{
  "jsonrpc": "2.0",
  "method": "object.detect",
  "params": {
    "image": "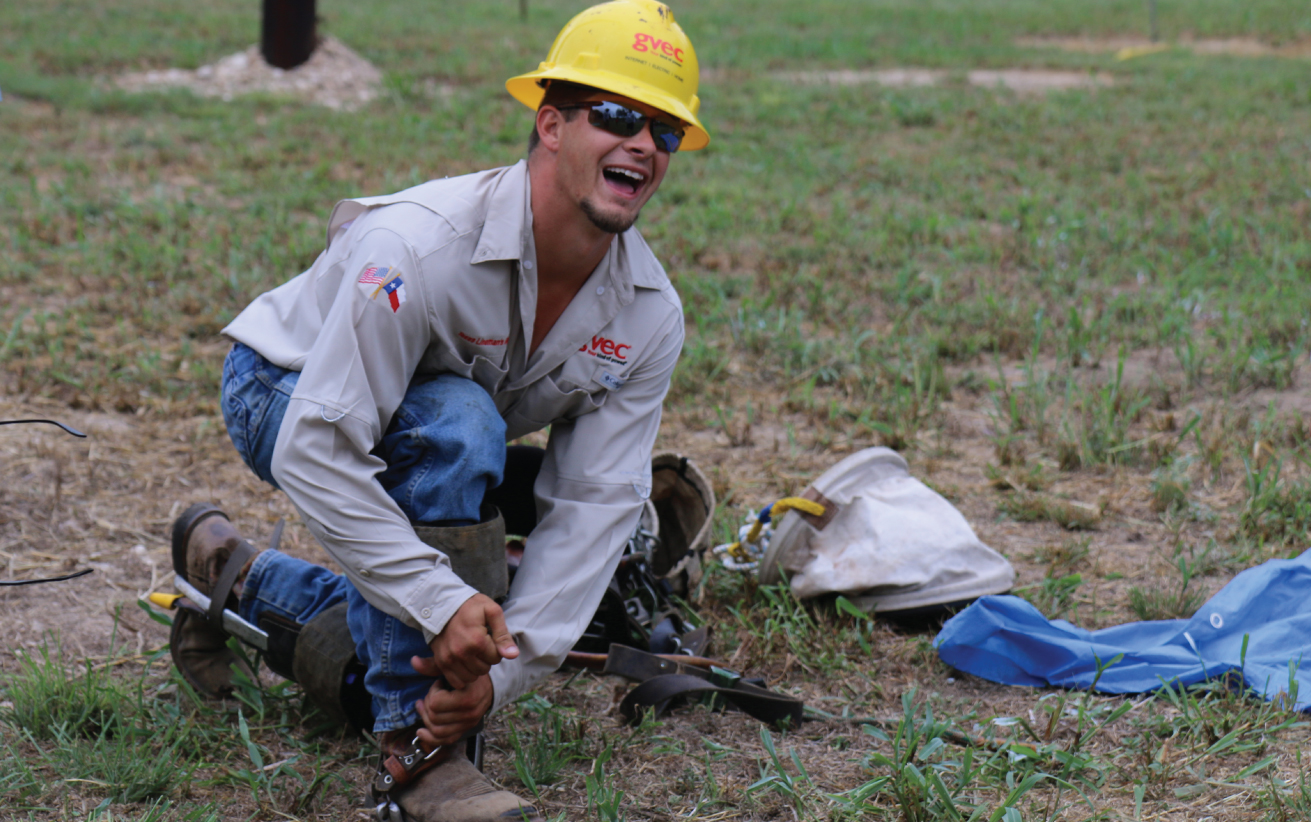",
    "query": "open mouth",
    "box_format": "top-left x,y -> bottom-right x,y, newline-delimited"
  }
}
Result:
602,166 -> 646,197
